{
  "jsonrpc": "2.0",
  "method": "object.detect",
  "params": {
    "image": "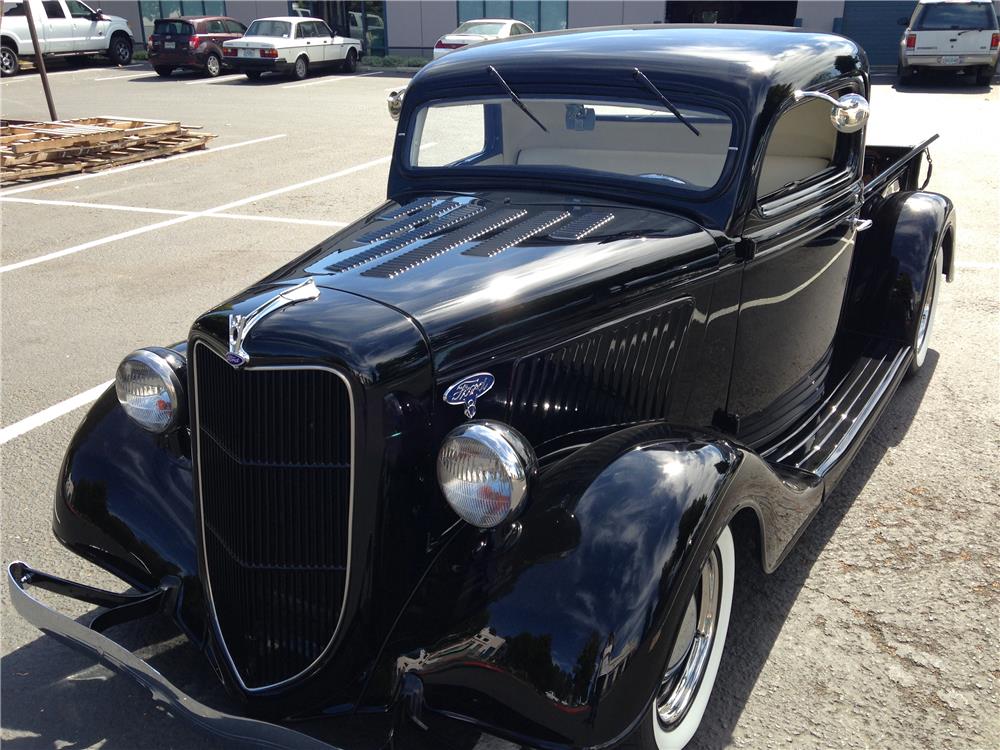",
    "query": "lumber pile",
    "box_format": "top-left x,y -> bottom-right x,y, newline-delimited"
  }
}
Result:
0,117 -> 216,183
